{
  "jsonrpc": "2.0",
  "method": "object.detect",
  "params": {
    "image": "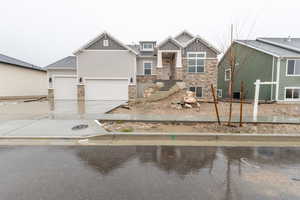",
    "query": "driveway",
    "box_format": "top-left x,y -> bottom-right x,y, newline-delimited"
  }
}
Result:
0,100 -> 126,137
